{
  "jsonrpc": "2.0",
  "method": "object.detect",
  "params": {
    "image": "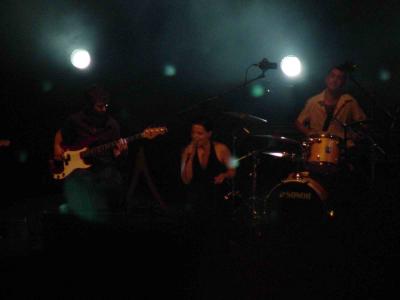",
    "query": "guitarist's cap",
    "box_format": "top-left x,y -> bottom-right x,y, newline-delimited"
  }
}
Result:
85,85 -> 110,106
